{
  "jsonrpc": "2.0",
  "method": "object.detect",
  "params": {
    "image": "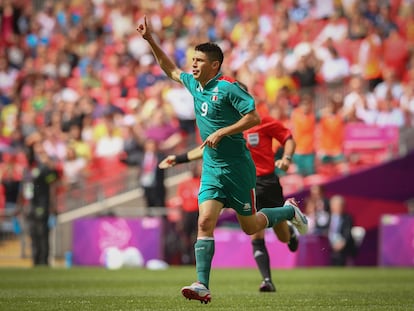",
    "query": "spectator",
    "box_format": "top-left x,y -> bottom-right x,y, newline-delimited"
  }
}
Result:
290,50 -> 321,96
375,4 -> 398,39
290,94 -> 316,176
328,195 -> 356,266
357,22 -> 383,91
304,196 -> 329,235
163,82 -> 197,139
382,29 -> 409,80
35,0 -> 56,40
346,4 -> 369,40
119,115 -> 145,167
0,57 -> 19,96
42,126 -> 67,162
143,108 -> 183,152
94,114 -> 124,158
313,10 -> 348,47
362,0 -> 380,26
400,79 -> 414,126
24,141 -> 59,266
398,3 -> 414,53
306,184 -> 330,235
0,150 -> 25,217
343,76 -> 378,125
319,45 -> 350,89
375,94 -> 406,128
0,94 -> 19,139
140,139 -> 166,209
288,0 -> 310,23
317,94 -> 347,173
67,124 -> 92,162
62,146 -> 87,190
374,67 -> 404,102
264,63 -> 297,105
310,0 -> 337,20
